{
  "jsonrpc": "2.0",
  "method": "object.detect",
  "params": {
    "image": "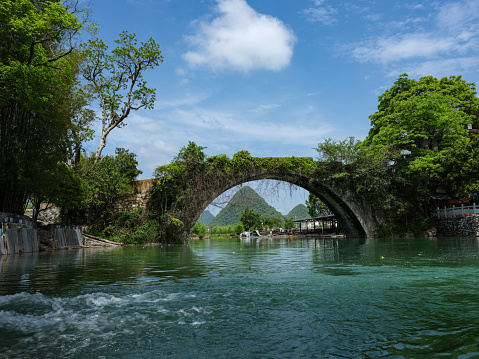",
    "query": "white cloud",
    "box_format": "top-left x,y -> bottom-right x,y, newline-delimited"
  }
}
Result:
352,33 -> 462,63
405,4 -> 424,10
101,101 -> 333,178
170,107 -> 332,144
436,0 -> 479,35
249,103 -> 282,113
156,92 -> 211,109
346,0 -> 479,75
302,0 -> 338,25
387,57 -> 479,79
183,0 -> 296,72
